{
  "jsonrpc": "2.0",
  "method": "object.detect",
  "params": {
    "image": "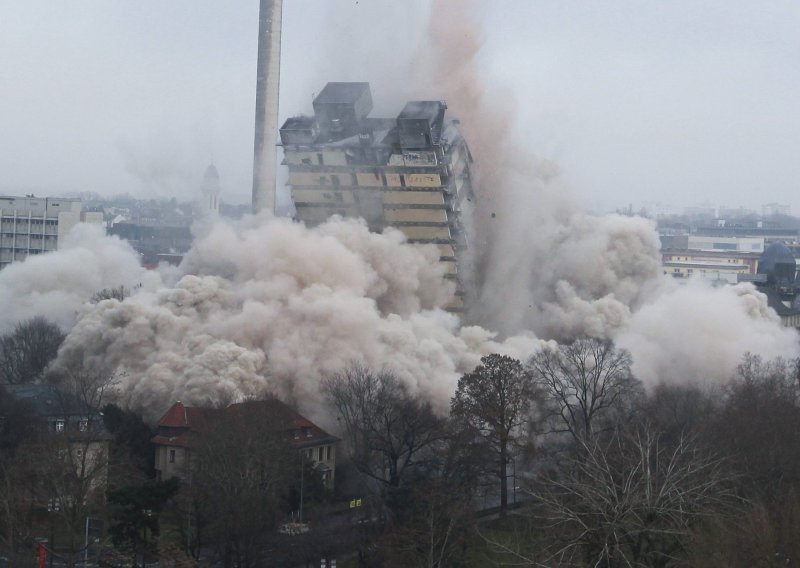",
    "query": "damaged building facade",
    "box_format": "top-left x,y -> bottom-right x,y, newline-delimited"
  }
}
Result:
280,82 -> 474,311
